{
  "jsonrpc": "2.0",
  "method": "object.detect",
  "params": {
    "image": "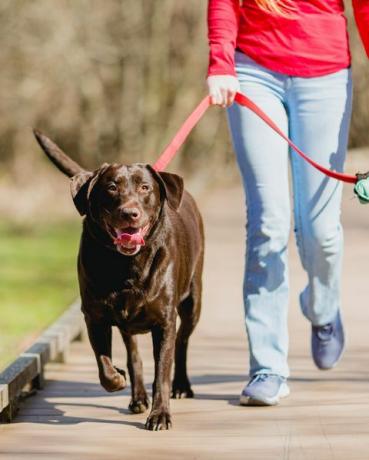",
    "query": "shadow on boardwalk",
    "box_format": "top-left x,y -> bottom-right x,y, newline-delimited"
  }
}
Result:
1,185 -> 369,459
